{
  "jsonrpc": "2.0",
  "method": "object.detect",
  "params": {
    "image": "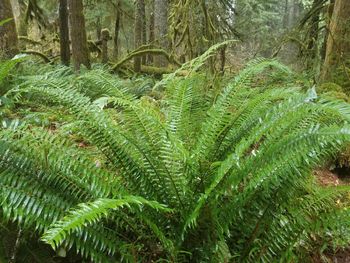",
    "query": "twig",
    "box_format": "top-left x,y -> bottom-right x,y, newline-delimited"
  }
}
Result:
9,228 -> 22,263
